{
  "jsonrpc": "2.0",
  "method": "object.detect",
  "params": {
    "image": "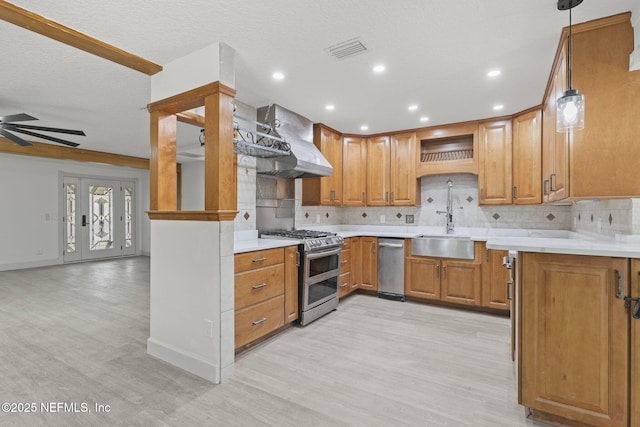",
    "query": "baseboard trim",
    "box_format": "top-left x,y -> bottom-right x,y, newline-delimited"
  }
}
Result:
147,337 -> 220,383
0,258 -> 61,272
